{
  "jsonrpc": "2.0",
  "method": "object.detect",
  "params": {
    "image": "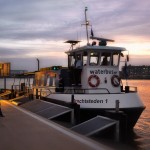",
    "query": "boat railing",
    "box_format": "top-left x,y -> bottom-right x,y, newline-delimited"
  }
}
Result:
38,87 -> 110,97
36,85 -> 138,98
38,87 -> 54,97
64,87 -> 110,94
